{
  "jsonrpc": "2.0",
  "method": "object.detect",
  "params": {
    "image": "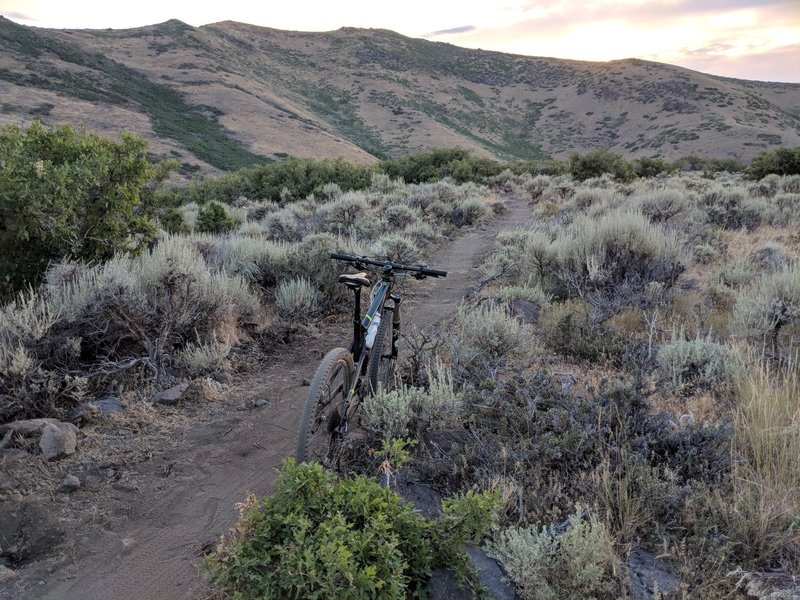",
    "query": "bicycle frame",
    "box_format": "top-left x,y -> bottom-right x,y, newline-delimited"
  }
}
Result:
344,269 -> 402,420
